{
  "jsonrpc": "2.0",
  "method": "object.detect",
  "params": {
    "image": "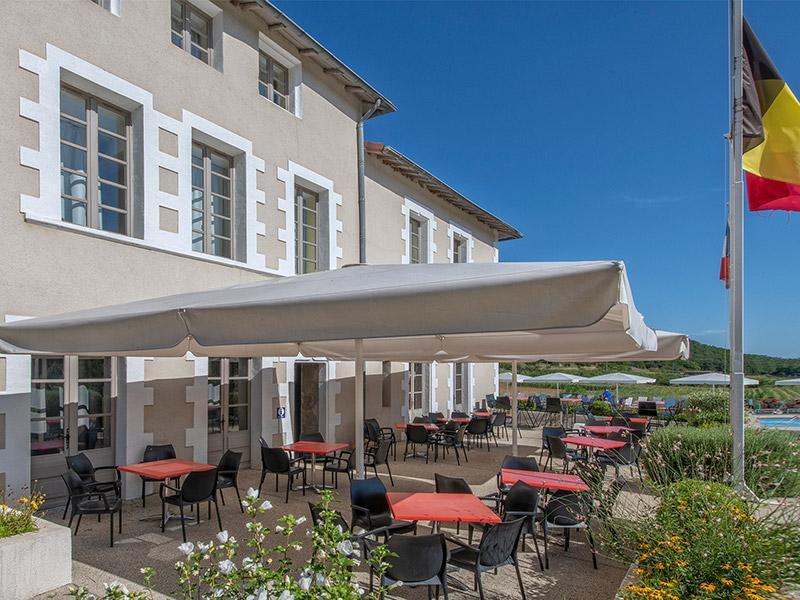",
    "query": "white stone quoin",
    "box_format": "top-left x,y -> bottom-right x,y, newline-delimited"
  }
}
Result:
0,515 -> 71,597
